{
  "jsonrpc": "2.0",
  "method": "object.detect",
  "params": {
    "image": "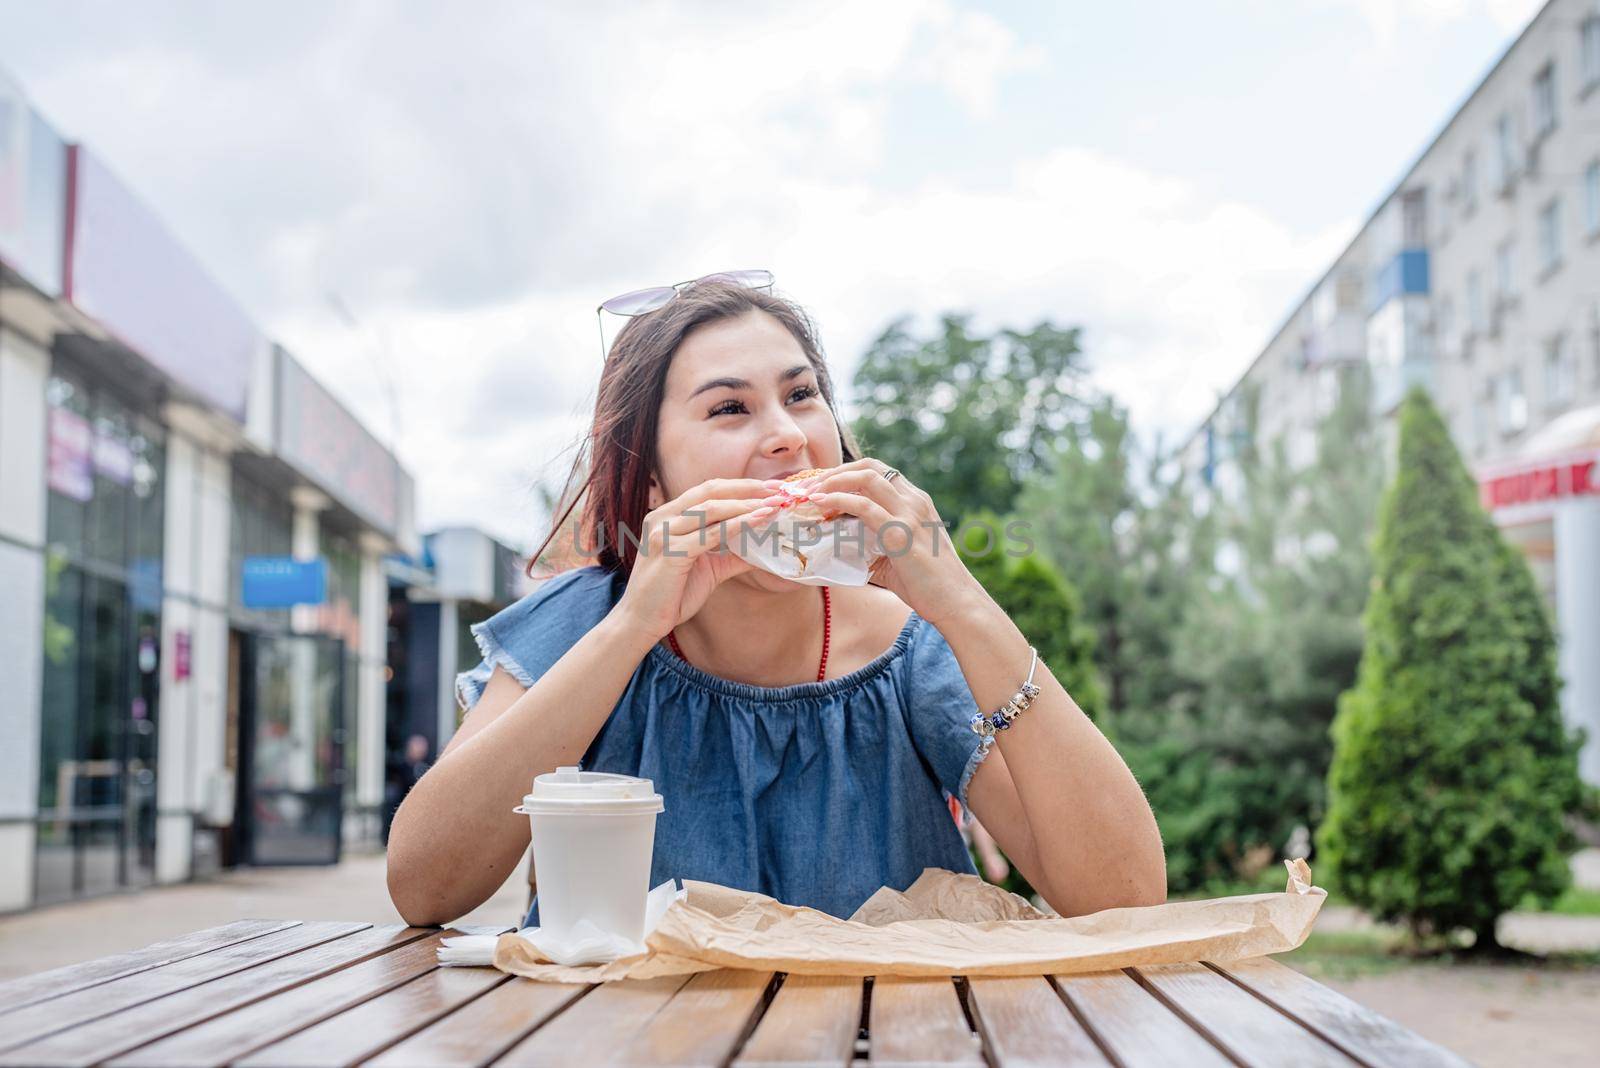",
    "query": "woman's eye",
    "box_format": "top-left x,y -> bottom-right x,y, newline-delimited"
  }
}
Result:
708,386 -> 818,418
